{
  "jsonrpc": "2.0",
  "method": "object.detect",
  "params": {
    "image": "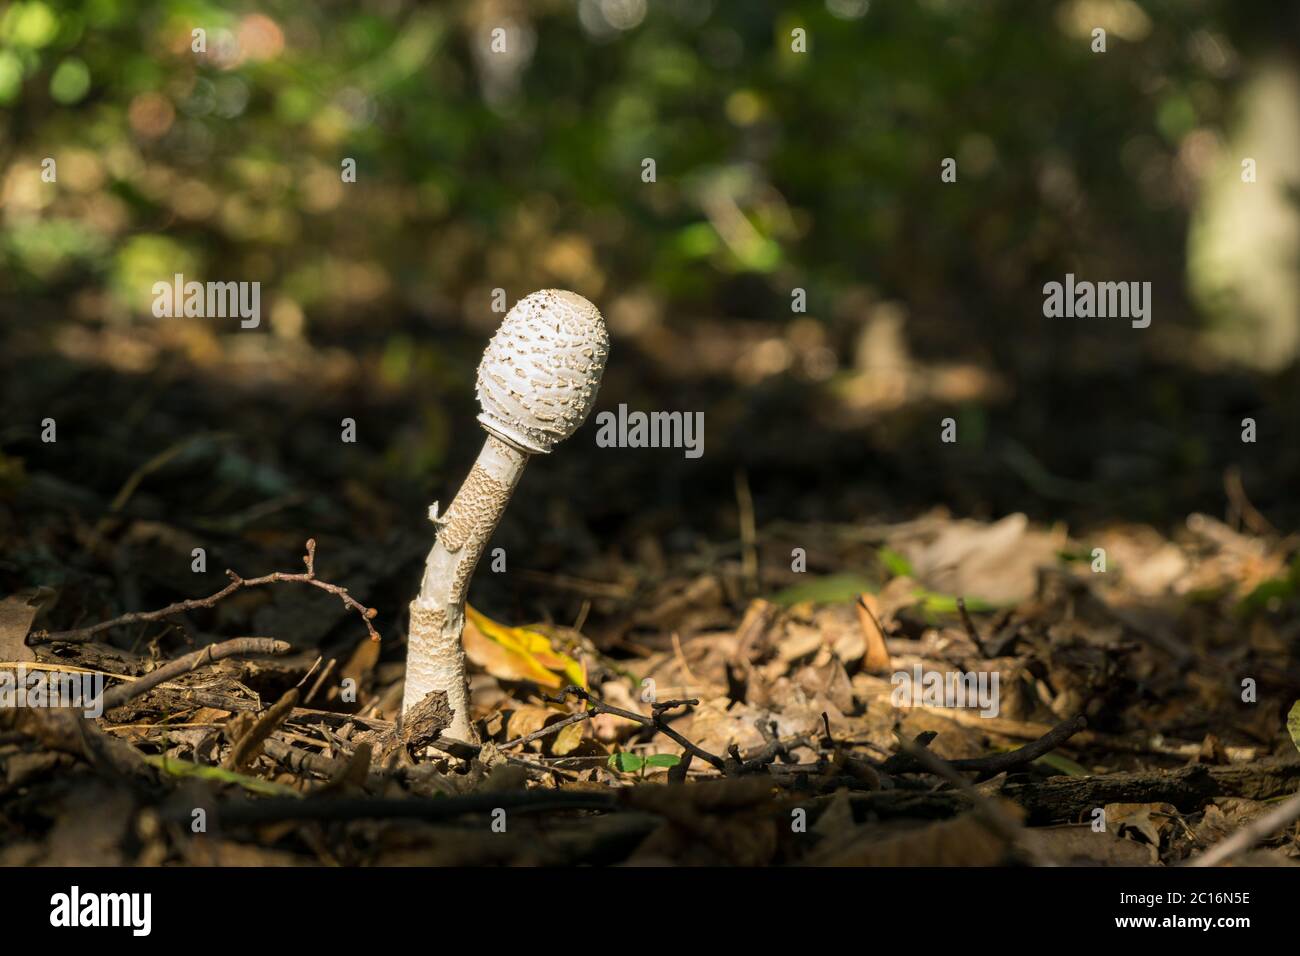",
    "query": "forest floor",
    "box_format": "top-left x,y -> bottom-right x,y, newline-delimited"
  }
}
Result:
1,315 -> 1298,866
